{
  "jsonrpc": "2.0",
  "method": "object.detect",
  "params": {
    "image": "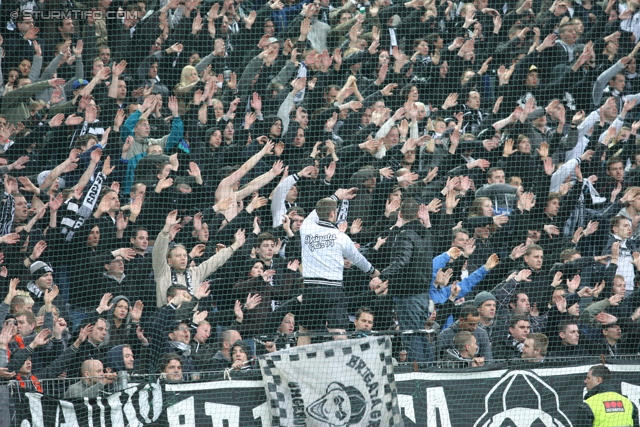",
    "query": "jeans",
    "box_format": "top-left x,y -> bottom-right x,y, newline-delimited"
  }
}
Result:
395,292 -> 434,363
